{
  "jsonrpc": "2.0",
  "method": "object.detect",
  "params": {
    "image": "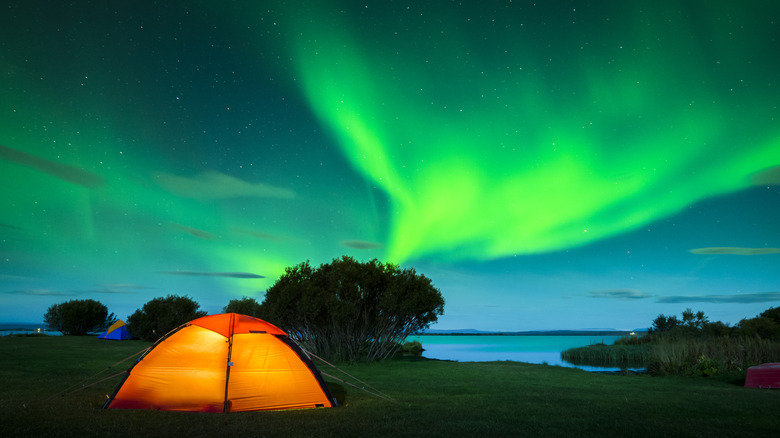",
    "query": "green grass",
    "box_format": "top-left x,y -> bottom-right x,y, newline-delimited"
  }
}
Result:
1,336 -> 779,437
